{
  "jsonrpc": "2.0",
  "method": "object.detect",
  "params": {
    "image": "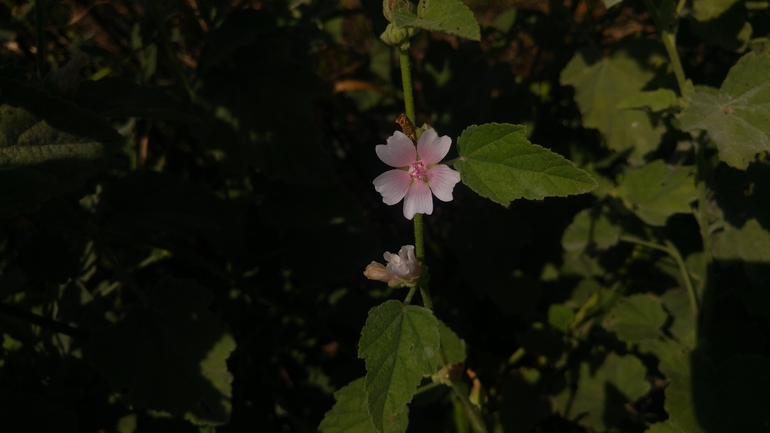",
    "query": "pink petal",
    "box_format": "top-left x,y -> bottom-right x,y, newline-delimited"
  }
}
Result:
427,164 -> 461,202
403,180 -> 433,220
416,128 -> 451,165
373,169 -> 412,205
375,131 -> 417,168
